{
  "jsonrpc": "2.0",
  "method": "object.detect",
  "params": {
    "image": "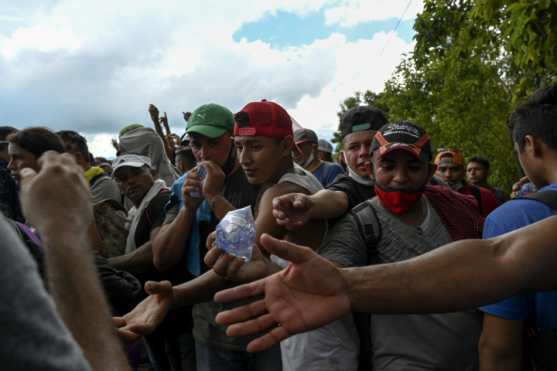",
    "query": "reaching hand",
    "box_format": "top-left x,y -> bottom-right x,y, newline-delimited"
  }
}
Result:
20,151 -> 93,236
272,193 -> 314,230
148,104 -> 160,124
204,232 -> 271,283
214,234 -> 351,352
113,280 -> 173,342
511,176 -> 531,198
